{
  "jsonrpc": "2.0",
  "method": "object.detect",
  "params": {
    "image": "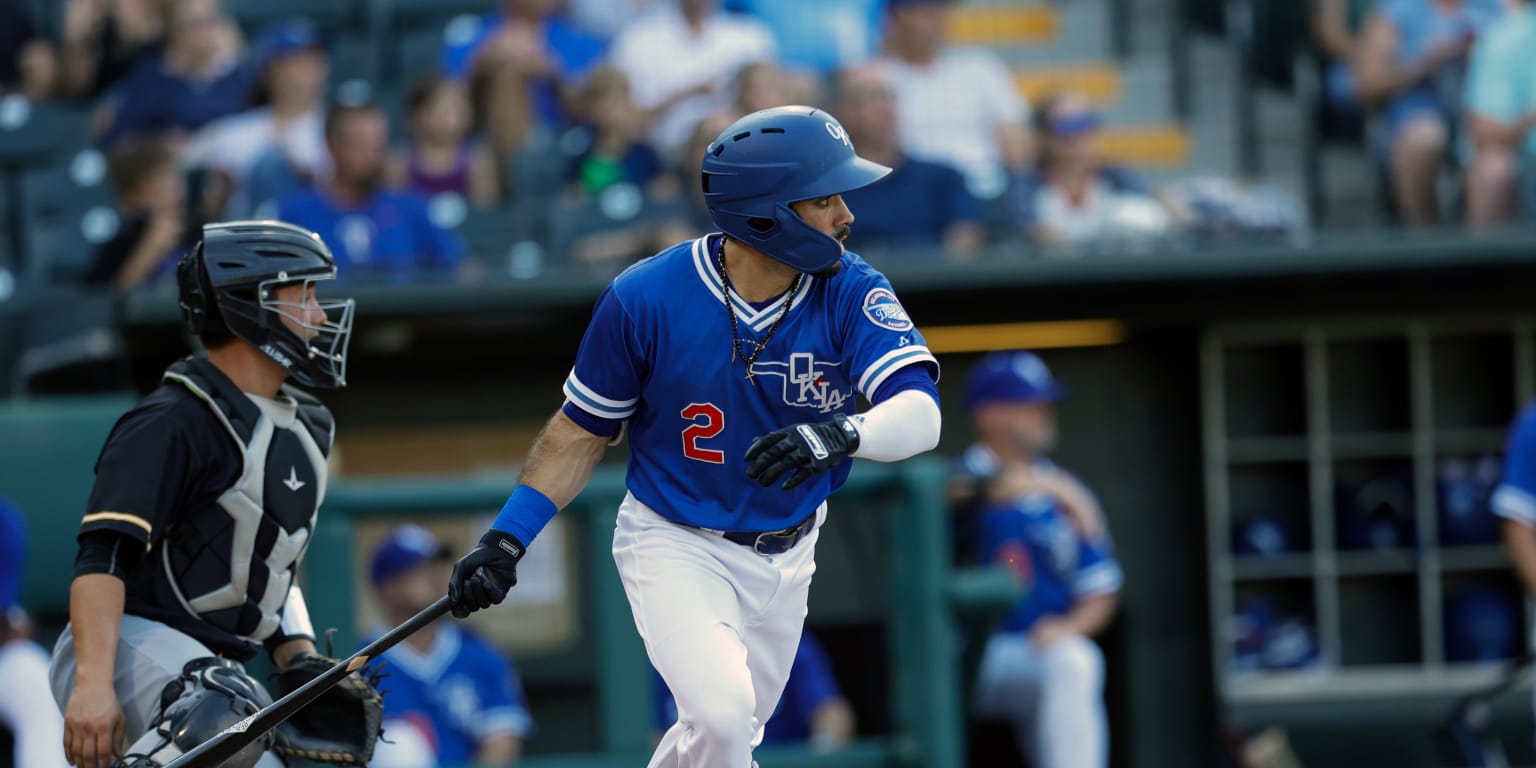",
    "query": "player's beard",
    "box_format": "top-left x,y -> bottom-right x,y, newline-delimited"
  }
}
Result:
812,225 -> 854,279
